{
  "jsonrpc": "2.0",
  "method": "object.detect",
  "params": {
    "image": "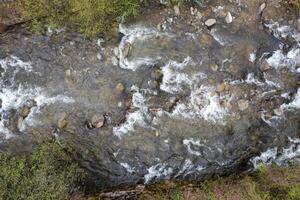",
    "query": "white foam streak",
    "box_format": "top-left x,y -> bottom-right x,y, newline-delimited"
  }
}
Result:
113,86 -> 150,137
172,86 -> 227,123
251,137 -> 300,168
281,88 -> 300,109
144,163 -> 173,183
118,25 -> 166,71
267,48 -> 300,72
